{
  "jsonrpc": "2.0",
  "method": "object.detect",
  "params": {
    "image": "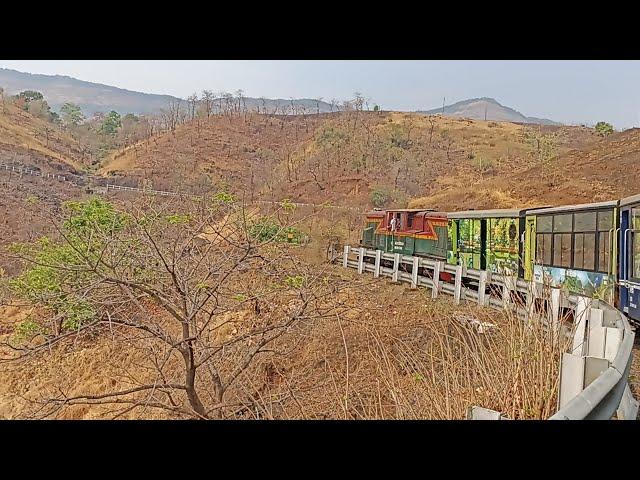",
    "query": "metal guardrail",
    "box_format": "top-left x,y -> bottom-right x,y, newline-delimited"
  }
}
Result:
550,300 -> 637,420
105,184 -> 183,197
3,163 -> 361,212
342,245 -> 638,420
0,163 -> 68,182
